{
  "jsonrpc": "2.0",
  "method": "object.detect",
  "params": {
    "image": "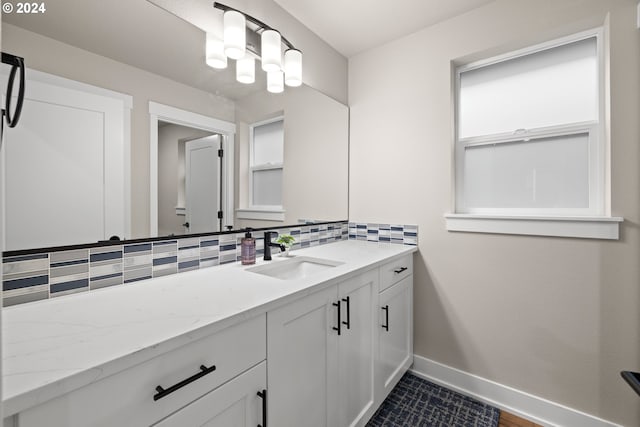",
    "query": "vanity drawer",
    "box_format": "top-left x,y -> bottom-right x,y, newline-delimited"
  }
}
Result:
379,254 -> 413,292
18,314 -> 266,427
